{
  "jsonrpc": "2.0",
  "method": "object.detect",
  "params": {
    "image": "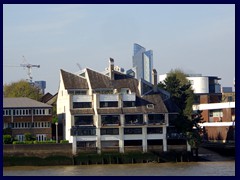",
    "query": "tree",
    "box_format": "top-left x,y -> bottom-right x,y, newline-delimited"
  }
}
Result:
158,69 -> 194,118
187,110 -> 205,159
158,69 -> 204,158
4,80 -> 43,100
